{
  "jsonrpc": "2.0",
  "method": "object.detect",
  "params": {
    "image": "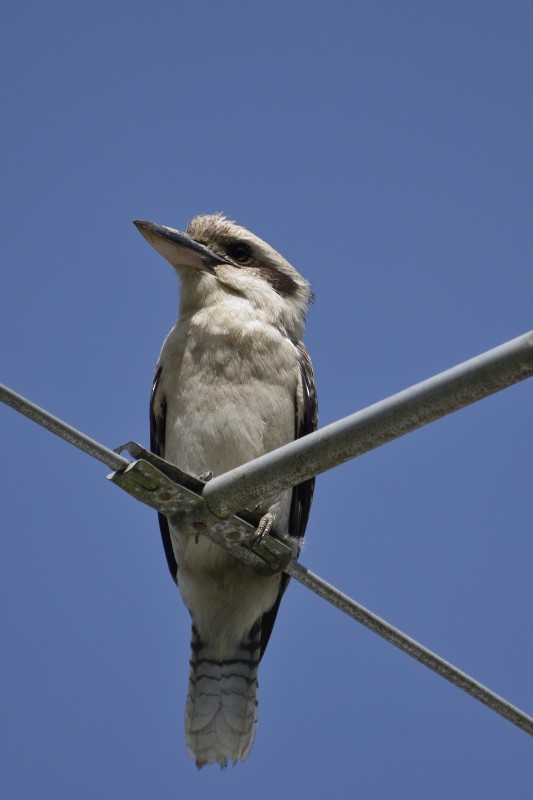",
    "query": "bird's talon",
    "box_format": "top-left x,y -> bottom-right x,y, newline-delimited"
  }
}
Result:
199,470 -> 213,482
251,513 -> 274,548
